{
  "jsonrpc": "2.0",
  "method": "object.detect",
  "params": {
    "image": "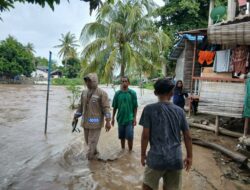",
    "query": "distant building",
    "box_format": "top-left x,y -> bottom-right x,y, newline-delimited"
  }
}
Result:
51,70 -> 62,78
31,66 -> 48,78
31,66 -> 62,79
